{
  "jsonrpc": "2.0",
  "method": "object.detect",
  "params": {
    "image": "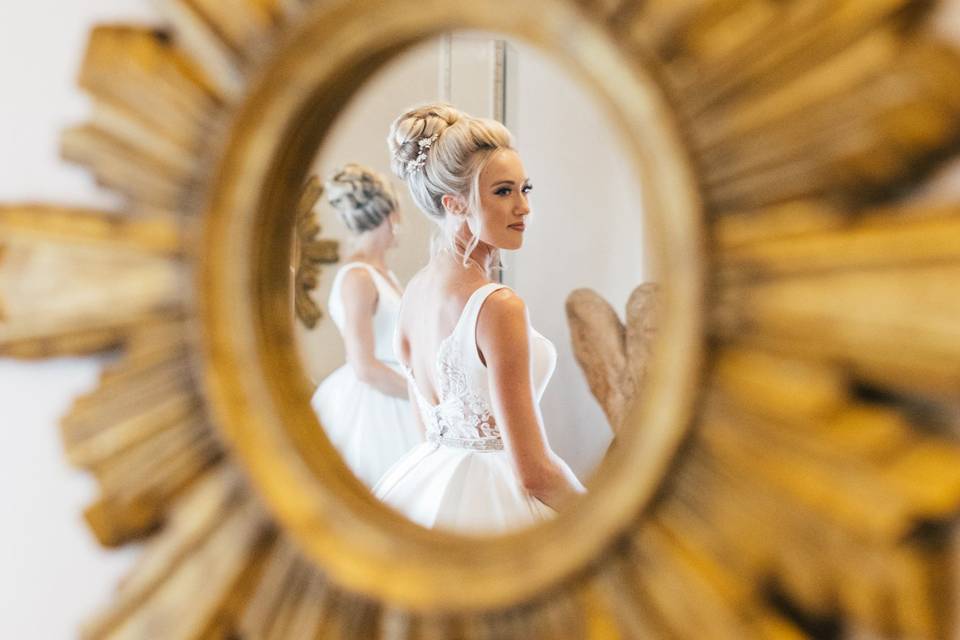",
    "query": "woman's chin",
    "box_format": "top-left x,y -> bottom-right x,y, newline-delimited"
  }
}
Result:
497,236 -> 524,251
